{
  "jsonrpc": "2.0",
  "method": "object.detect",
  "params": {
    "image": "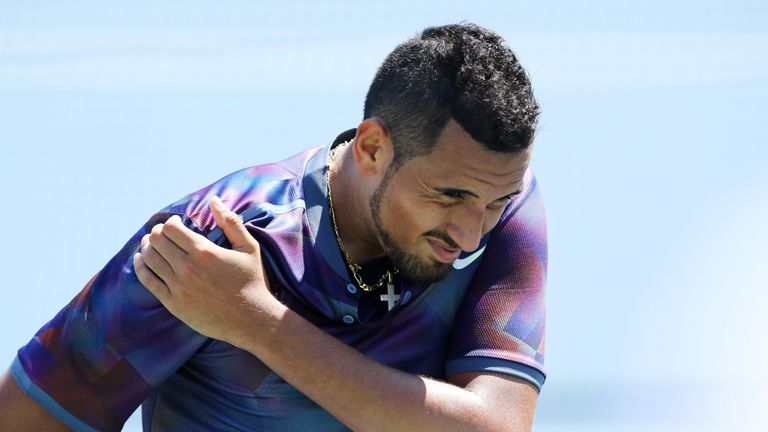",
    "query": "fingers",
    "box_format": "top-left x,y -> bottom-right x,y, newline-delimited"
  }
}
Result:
147,223 -> 188,274
210,196 -> 256,253
140,232 -> 175,283
133,252 -> 170,300
159,215 -> 207,254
